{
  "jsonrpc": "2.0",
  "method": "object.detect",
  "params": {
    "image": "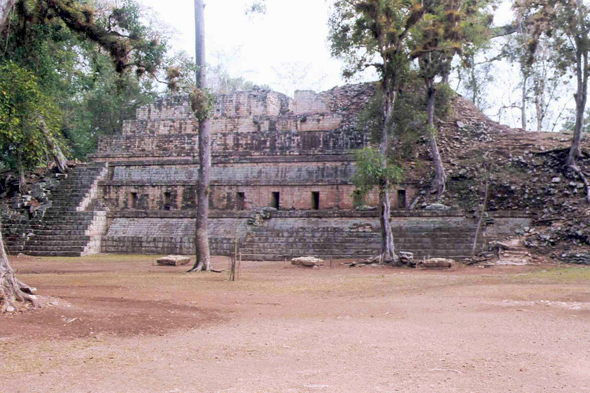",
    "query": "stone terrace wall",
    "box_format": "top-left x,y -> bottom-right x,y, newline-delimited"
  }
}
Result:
94,84 -> 374,160
101,211 -> 531,259
96,129 -> 365,159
